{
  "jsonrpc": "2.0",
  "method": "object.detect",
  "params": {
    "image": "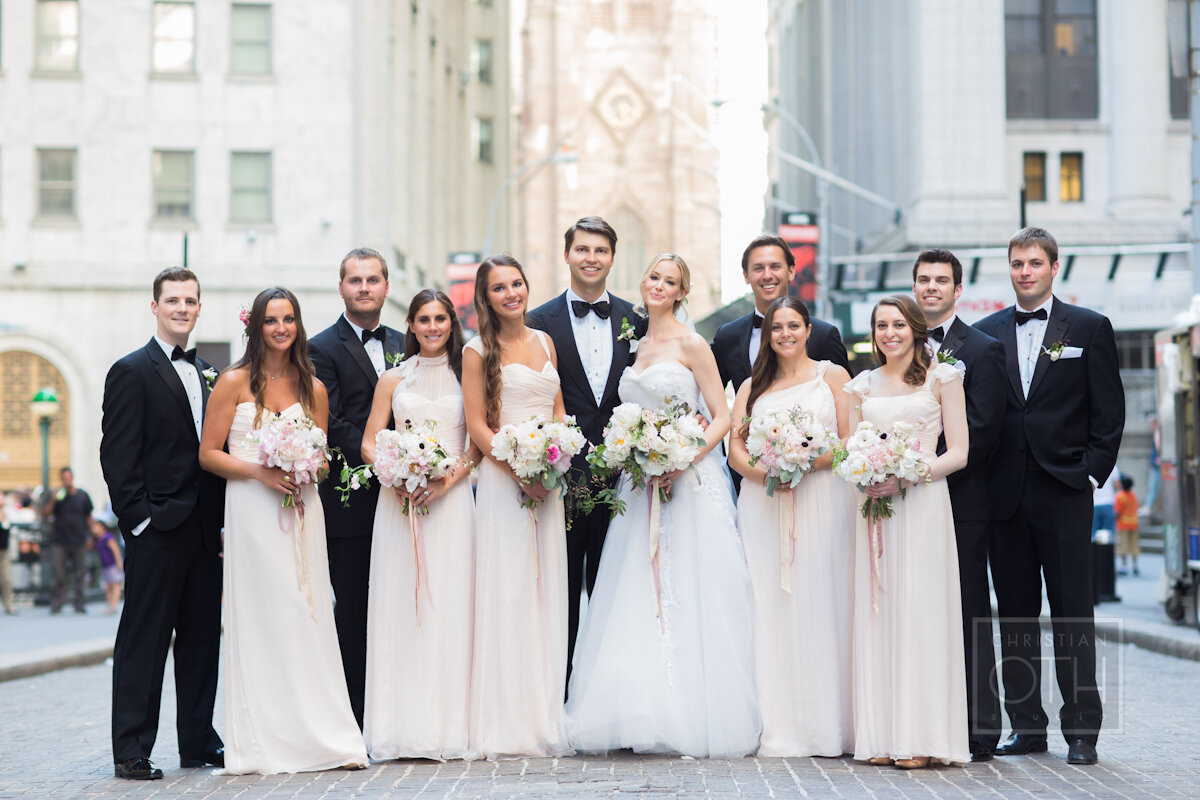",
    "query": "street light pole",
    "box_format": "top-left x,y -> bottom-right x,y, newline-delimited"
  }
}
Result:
30,388 -> 59,496
482,150 -> 579,257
